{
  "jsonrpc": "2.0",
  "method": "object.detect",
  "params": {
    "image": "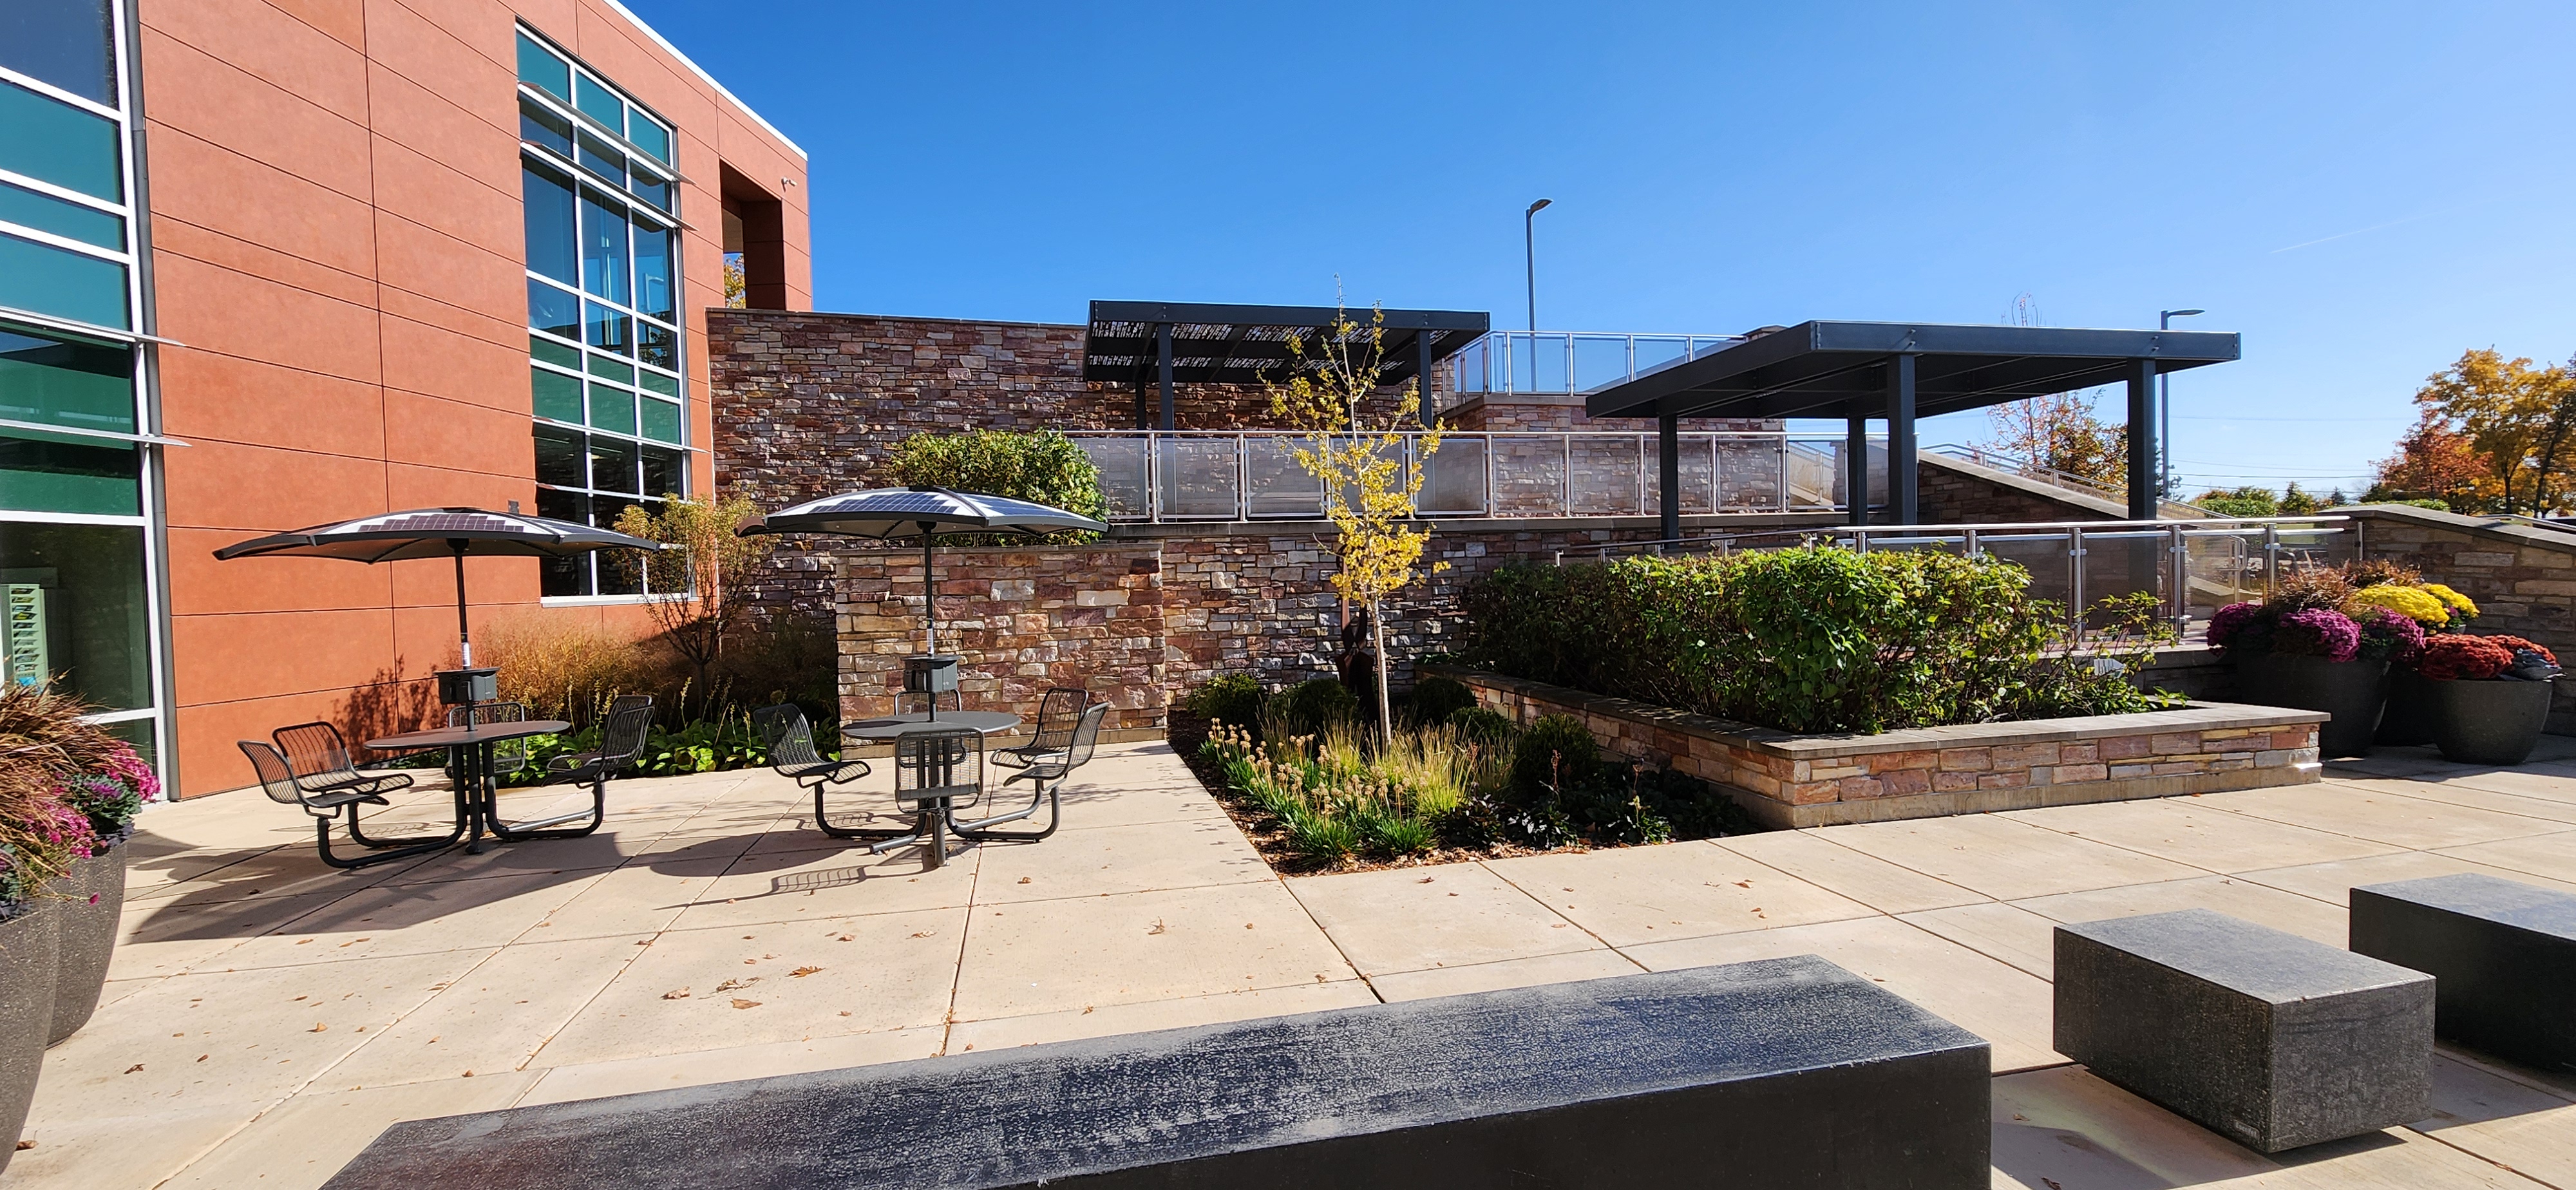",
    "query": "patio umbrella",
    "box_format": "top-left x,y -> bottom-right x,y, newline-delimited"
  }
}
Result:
214,506 -> 665,666
734,486 -> 1106,657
